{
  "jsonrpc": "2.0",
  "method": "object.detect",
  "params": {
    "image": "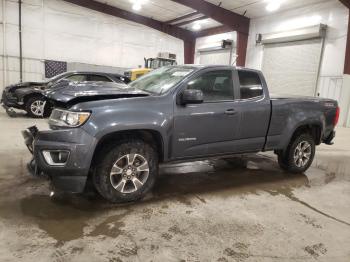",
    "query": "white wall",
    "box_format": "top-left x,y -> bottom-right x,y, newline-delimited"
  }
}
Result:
0,0 -> 184,90
246,0 -> 350,126
194,31 -> 237,65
